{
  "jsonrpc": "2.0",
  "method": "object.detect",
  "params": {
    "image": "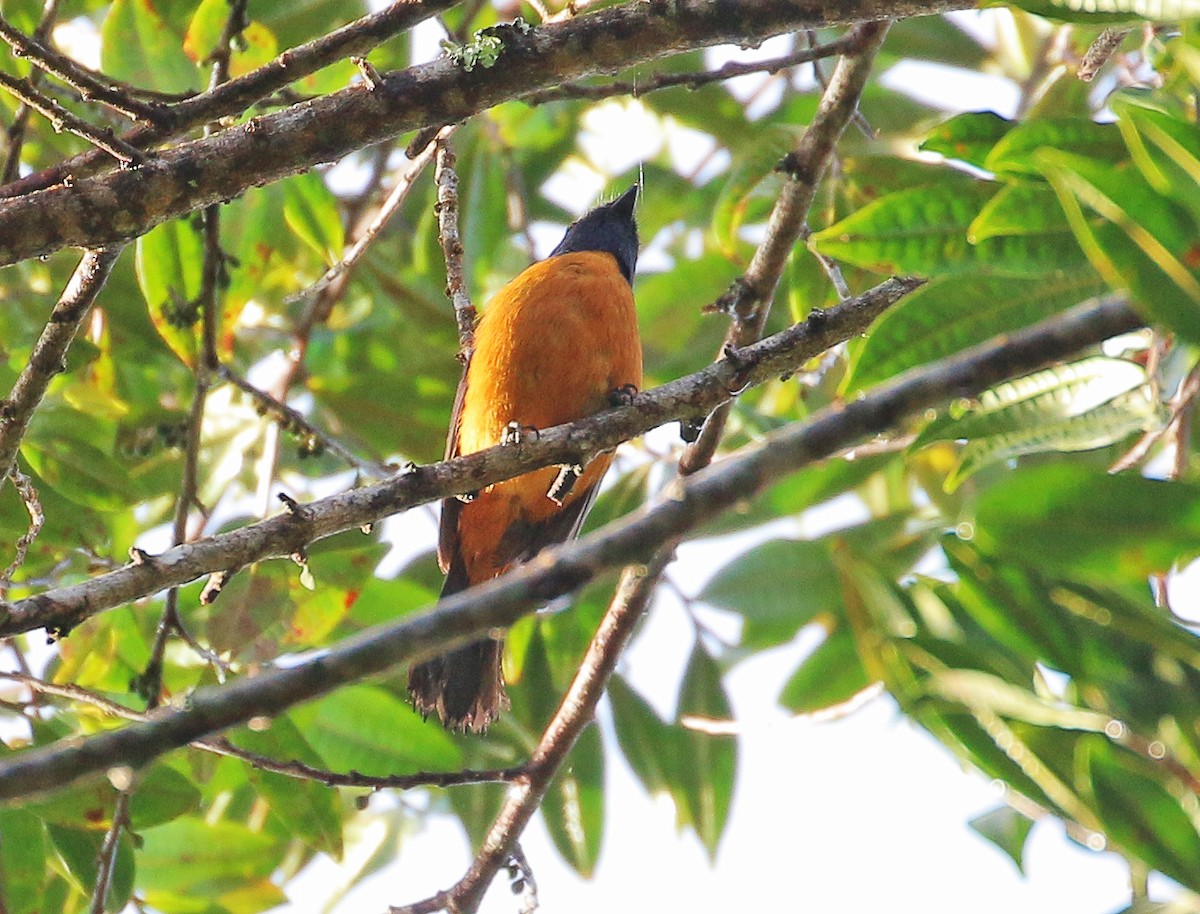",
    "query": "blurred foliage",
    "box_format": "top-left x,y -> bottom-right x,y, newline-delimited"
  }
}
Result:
1,1 -> 1200,912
